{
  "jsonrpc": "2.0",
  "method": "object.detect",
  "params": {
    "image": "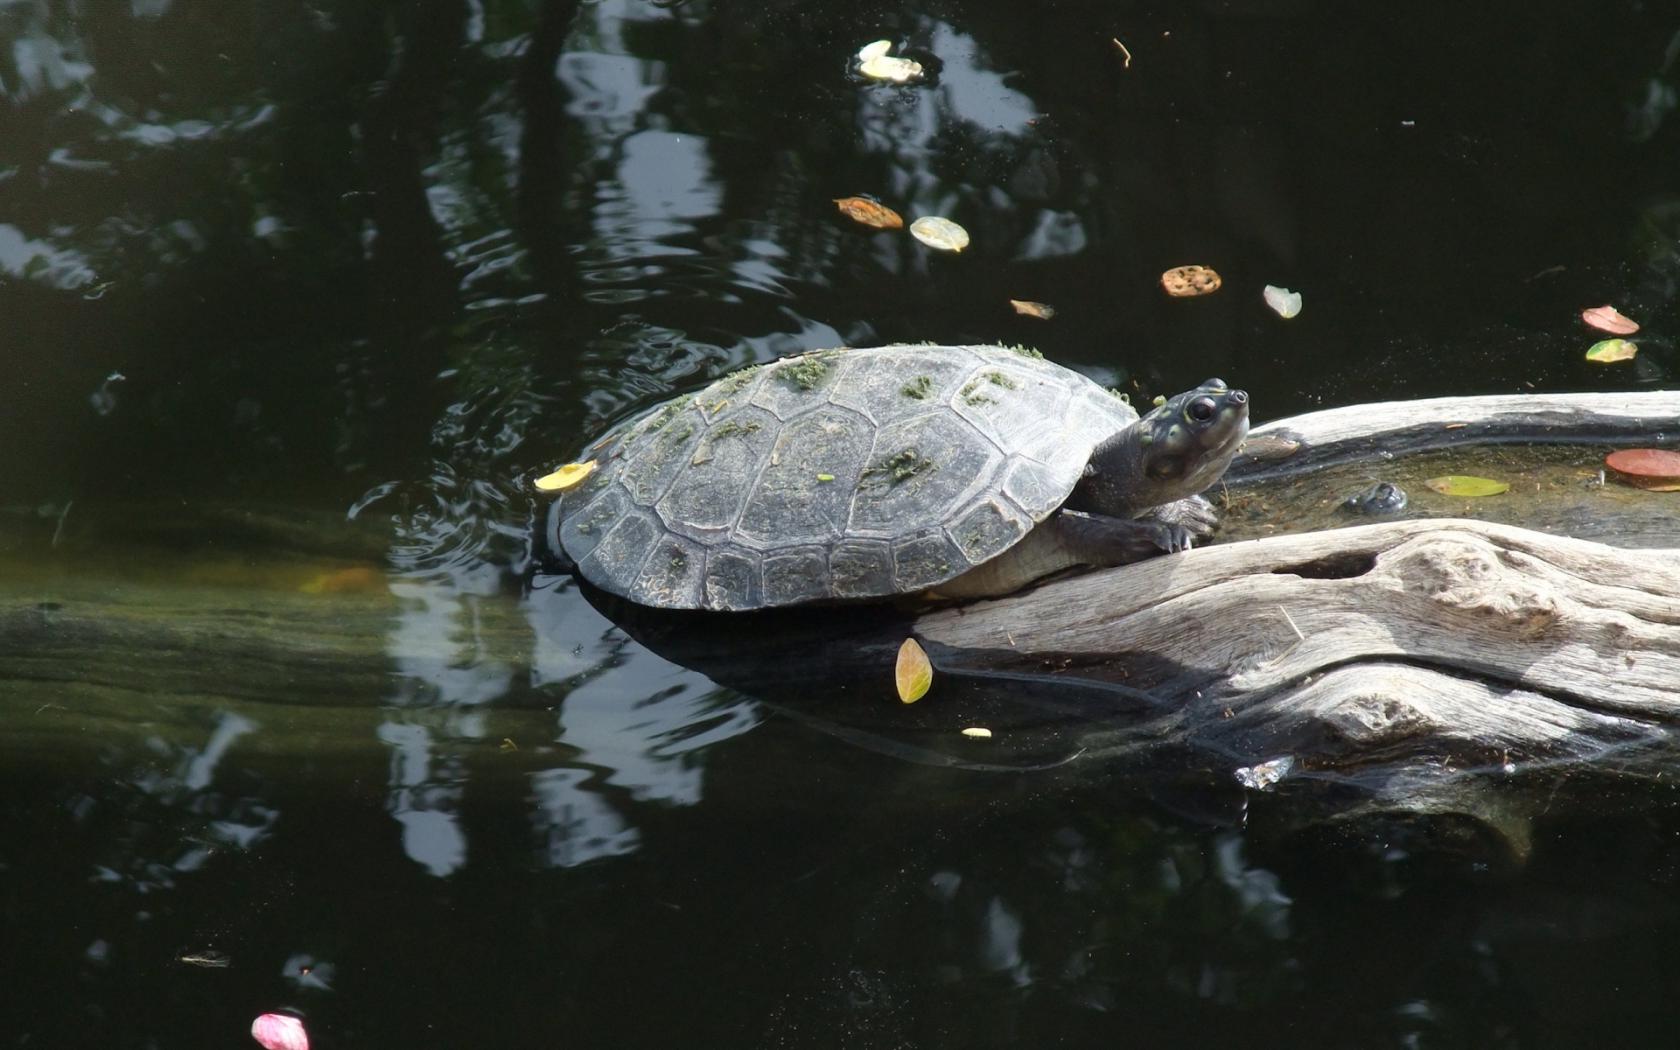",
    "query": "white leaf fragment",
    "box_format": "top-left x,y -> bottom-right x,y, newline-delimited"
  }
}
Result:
909,215 -> 969,252
1234,755 -> 1295,791
857,40 -> 893,63
859,54 -> 924,84
1262,285 -> 1302,319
